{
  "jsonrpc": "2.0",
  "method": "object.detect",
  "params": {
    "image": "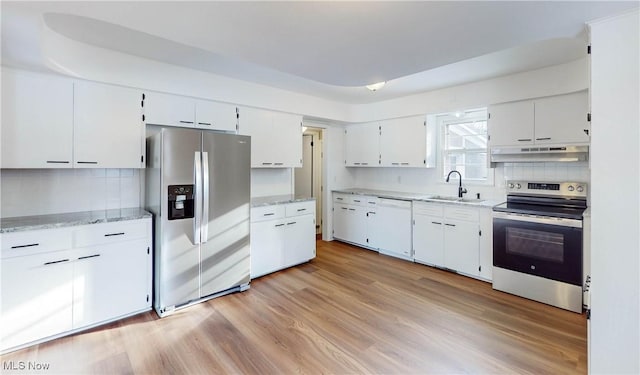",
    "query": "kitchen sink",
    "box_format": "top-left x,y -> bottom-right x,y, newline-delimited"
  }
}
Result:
427,195 -> 485,203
